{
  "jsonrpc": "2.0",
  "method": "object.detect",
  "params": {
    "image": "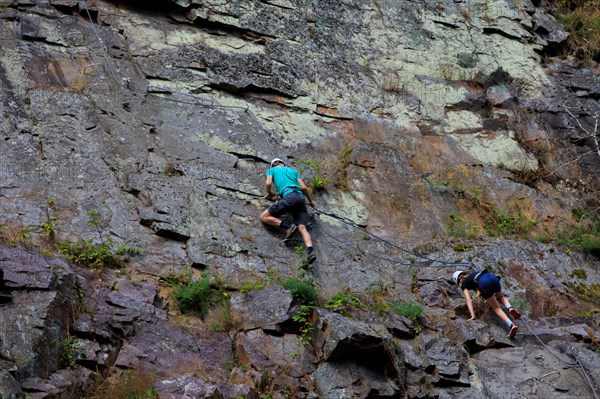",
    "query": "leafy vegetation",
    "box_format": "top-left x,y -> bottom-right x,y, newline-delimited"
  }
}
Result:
291,304 -> 316,345
295,148 -> 355,192
59,337 -> 82,369
446,213 -> 479,239
297,158 -> 329,191
570,268 -> 588,279
483,204 -> 535,238
435,176 -> 600,255
436,177 -> 535,239
58,238 -> 121,269
566,282 -> 600,304
170,273 -> 223,318
58,209 -> 141,270
366,280 -> 391,313
555,208 -> 600,255
390,300 -> 423,321
1,201 -> 142,269
159,268 -> 191,287
323,287 -> 365,316
235,277 -> 267,294
280,252 -> 320,344
294,245 -> 315,271
283,277 -> 318,305
509,297 -> 530,316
